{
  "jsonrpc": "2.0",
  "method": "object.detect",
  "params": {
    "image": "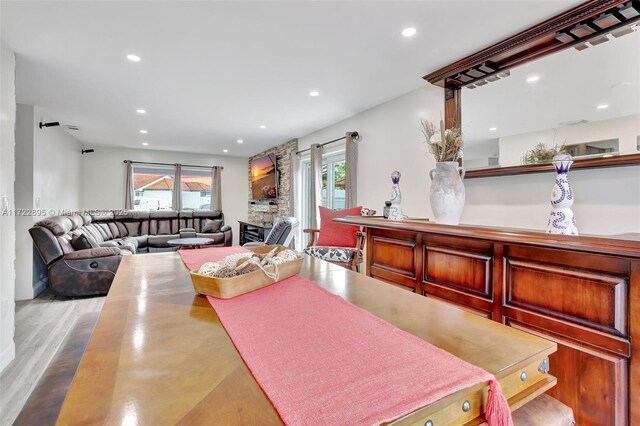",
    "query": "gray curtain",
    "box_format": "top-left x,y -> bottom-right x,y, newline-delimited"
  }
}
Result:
345,132 -> 358,208
172,164 -> 182,211
124,161 -> 134,210
211,166 -> 222,211
310,143 -> 323,228
289,152 -> 300,217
